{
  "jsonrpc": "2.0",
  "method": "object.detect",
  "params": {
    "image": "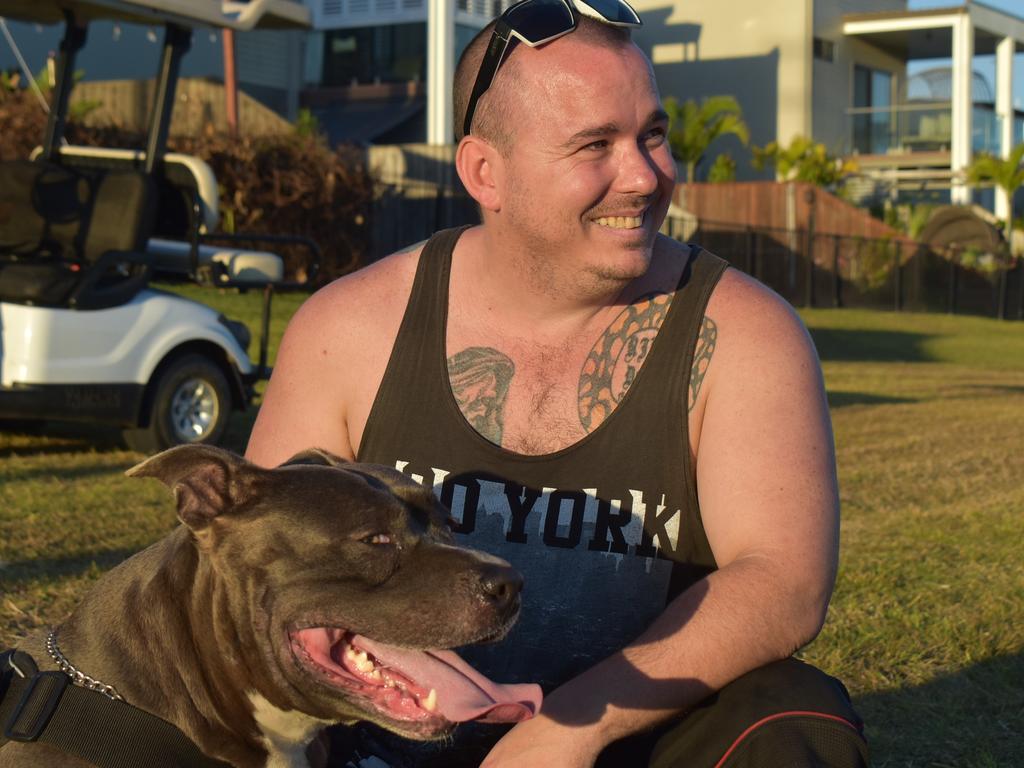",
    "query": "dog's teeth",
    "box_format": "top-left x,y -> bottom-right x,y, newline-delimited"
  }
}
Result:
422,689 -> 437,712
369,669 -> 383,681
344,647 -> 358,661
